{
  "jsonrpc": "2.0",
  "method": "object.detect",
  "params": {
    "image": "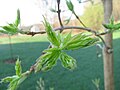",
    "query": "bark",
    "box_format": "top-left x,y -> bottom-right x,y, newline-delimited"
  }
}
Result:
102,0 -> 114,90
